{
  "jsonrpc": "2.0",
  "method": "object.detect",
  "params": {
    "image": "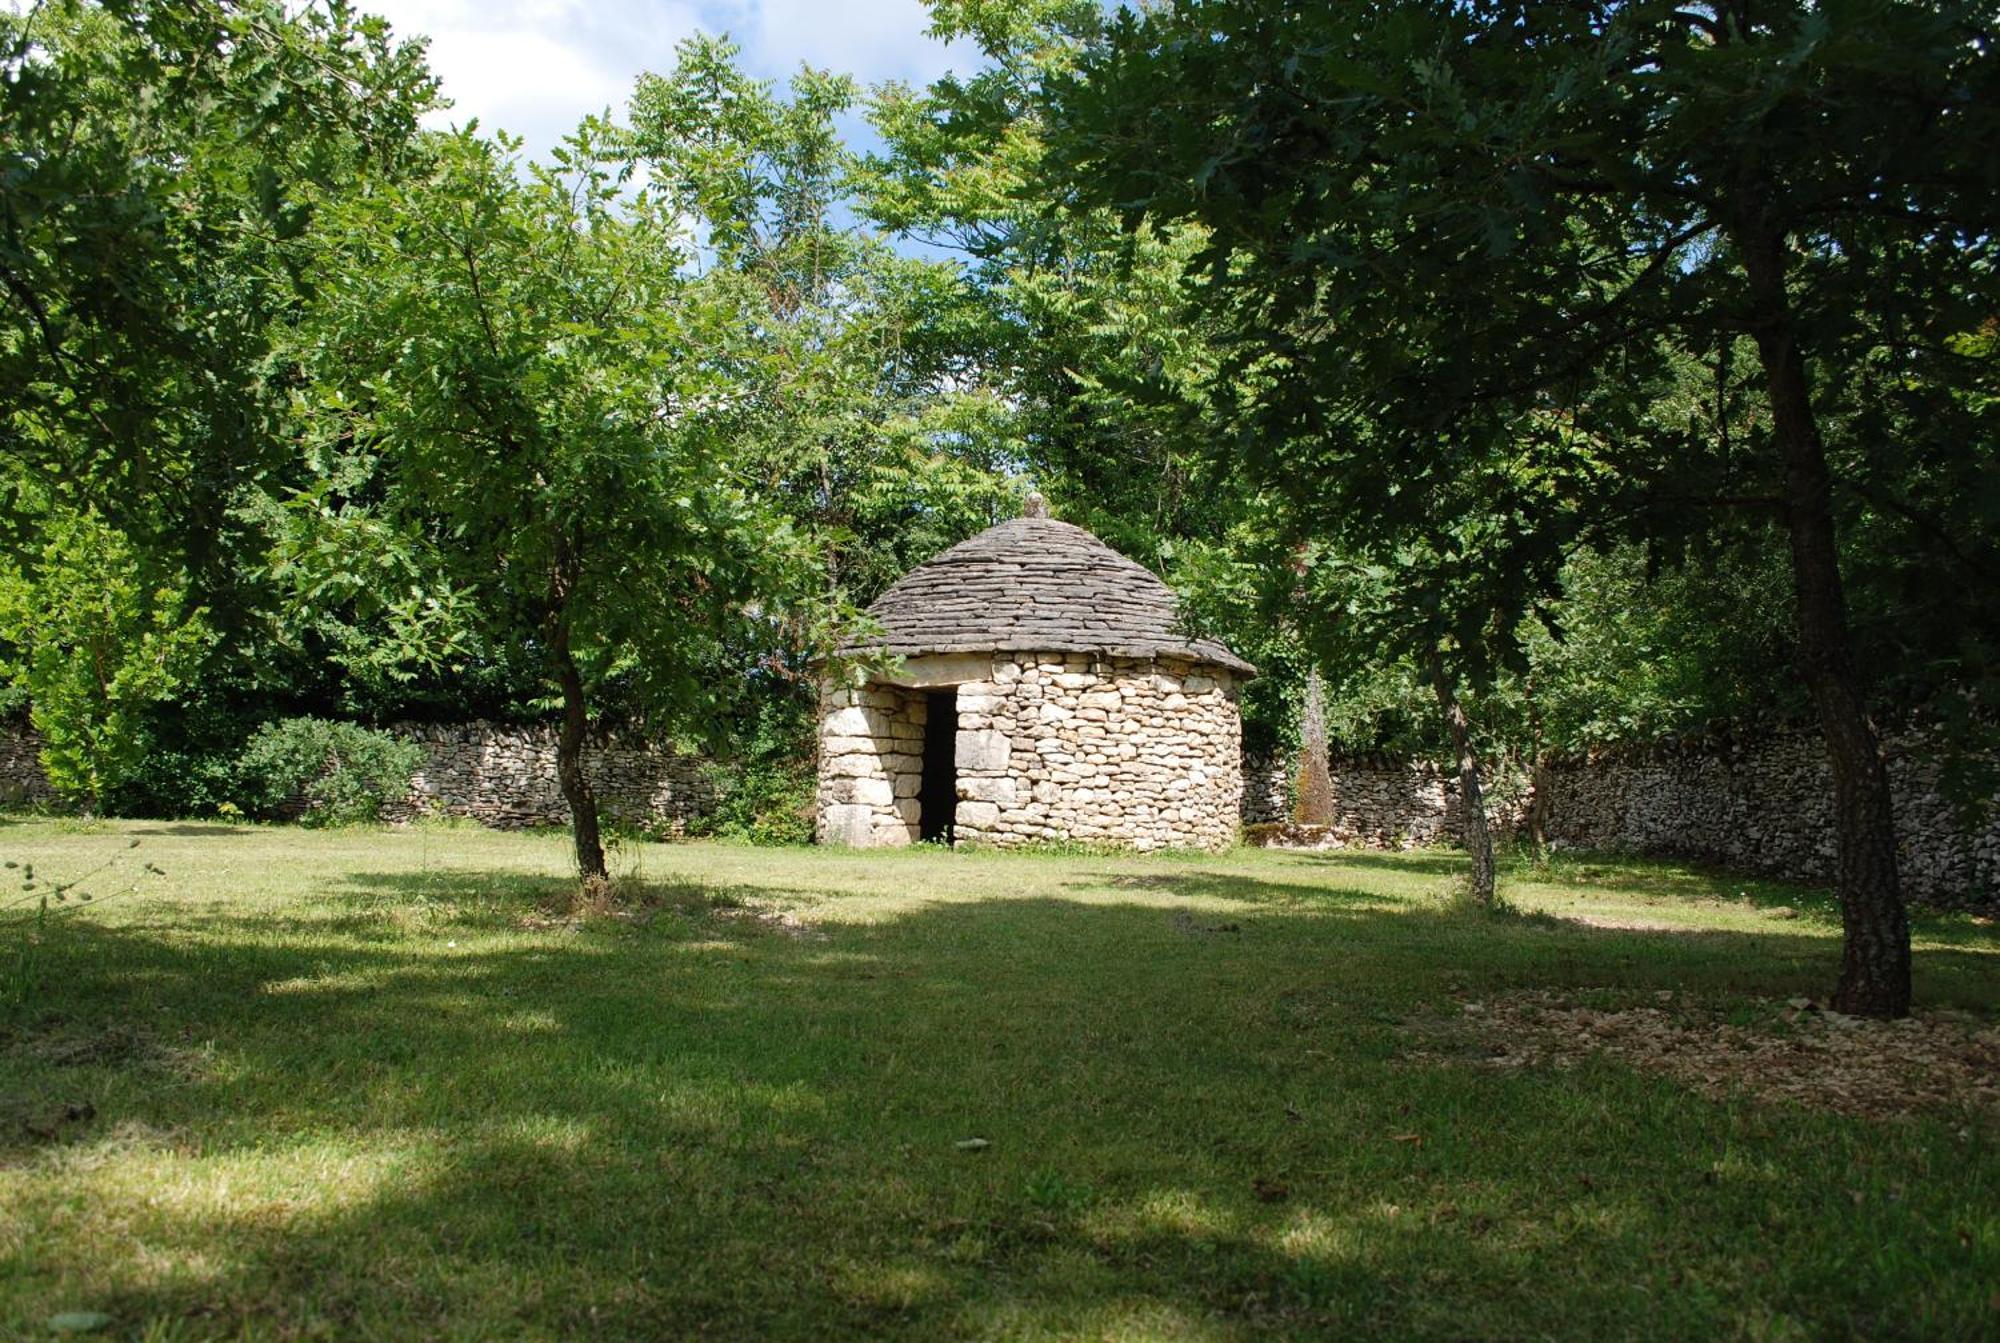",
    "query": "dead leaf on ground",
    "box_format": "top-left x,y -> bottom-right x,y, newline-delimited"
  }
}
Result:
1408,991 -> 2000,1124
